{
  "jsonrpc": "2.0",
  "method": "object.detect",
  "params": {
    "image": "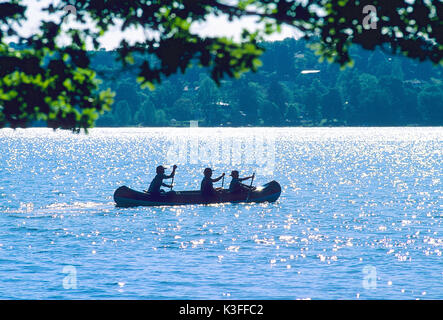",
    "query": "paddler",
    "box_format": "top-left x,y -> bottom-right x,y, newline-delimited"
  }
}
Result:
147,165 -> 177,196
228,170 -> 255,193
200,168 -> 225,197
